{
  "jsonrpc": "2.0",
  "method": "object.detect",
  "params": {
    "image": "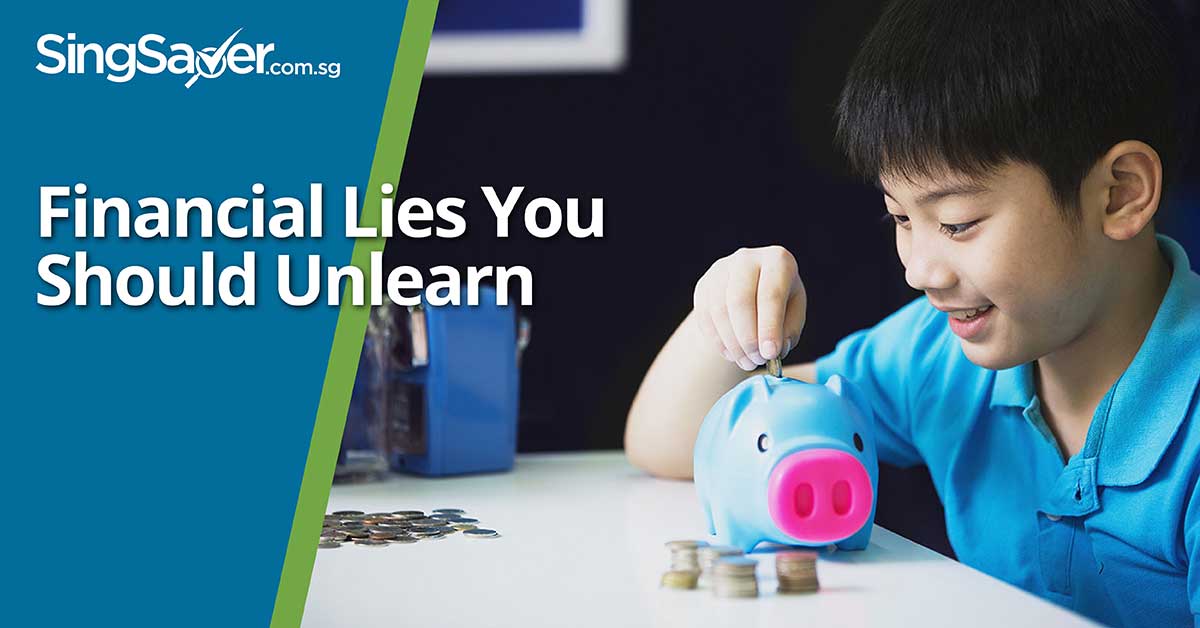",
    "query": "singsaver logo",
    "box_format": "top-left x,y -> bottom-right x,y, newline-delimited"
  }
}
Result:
35,30 -> 276,88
